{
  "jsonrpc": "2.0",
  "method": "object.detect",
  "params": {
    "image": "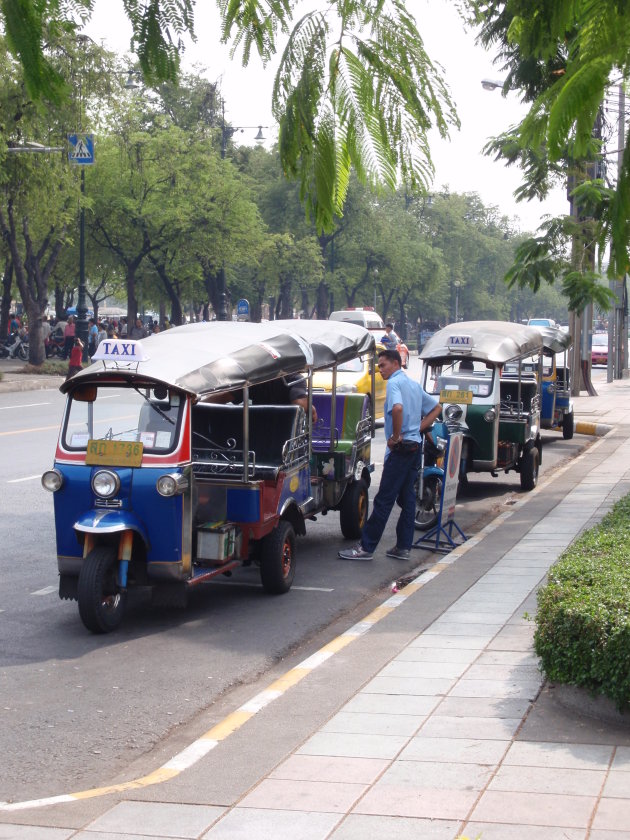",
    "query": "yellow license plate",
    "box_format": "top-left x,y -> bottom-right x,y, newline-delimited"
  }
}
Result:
85,439 -> 144,467
440,389 -> 474,405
